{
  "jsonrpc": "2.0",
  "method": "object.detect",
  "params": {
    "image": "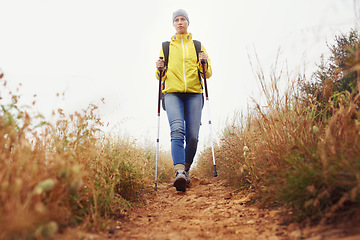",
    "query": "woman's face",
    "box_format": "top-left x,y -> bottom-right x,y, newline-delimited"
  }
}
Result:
173,16 -> 188,34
